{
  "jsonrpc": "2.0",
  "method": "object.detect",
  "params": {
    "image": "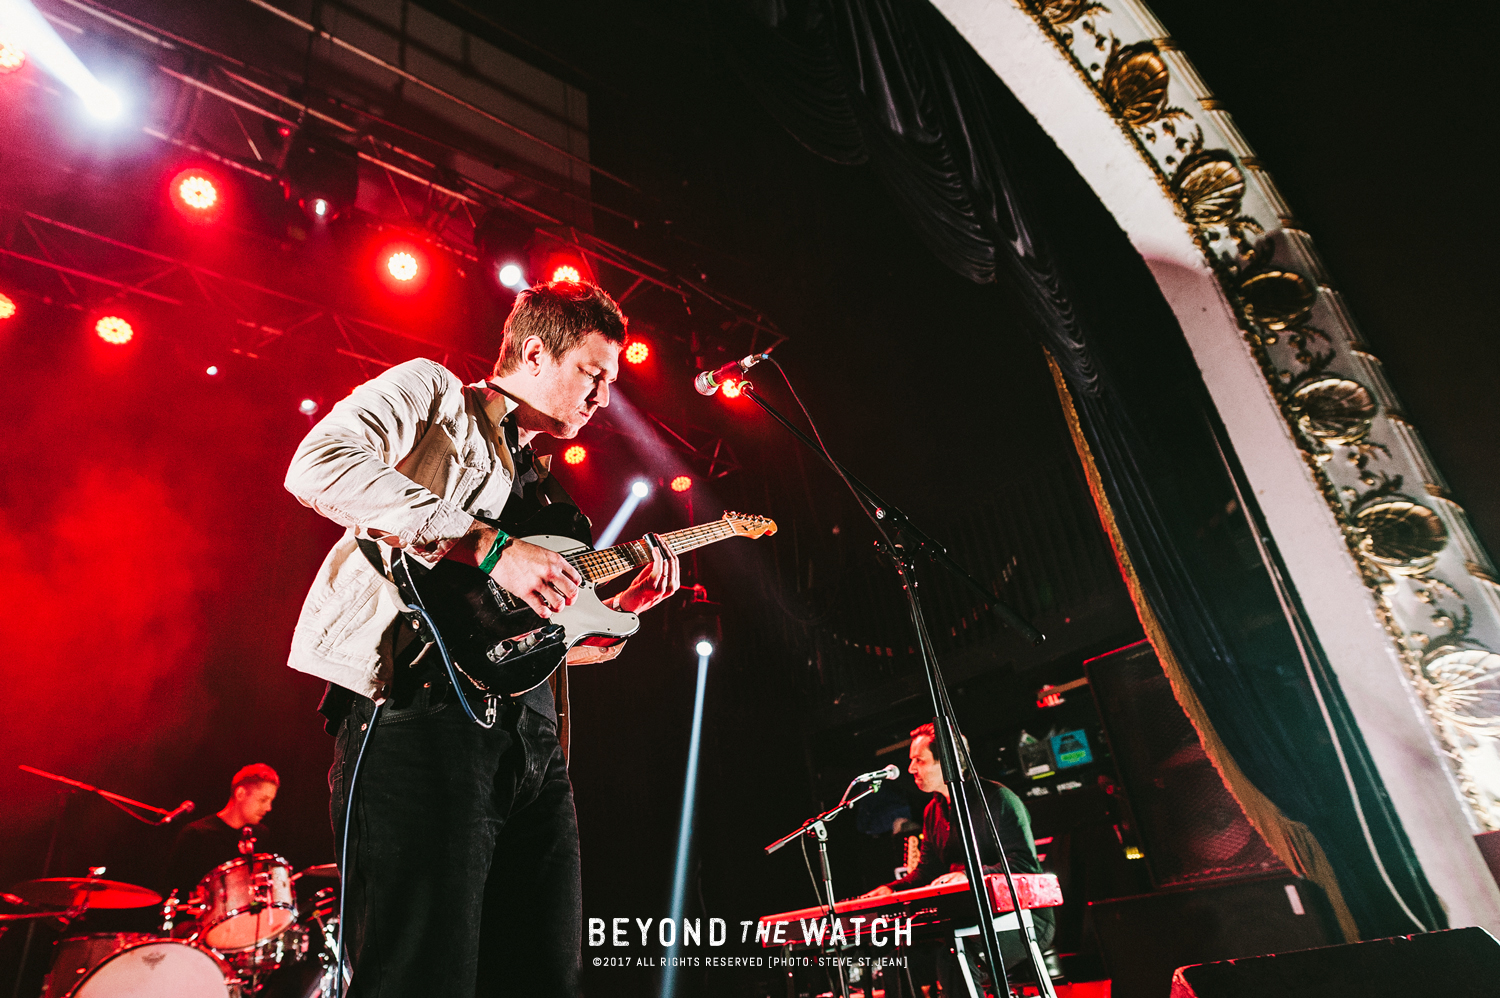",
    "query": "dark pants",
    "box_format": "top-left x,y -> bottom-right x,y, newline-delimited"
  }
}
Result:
330,680 -> 581,998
